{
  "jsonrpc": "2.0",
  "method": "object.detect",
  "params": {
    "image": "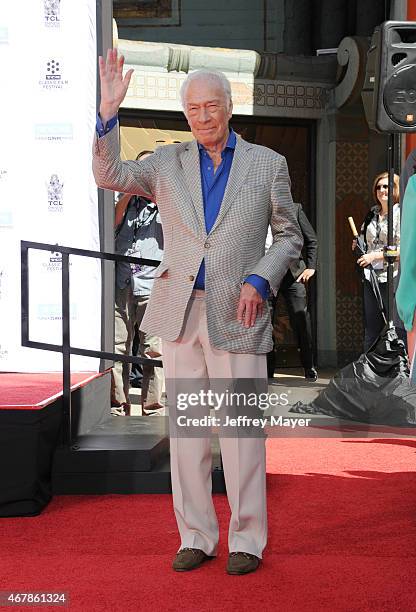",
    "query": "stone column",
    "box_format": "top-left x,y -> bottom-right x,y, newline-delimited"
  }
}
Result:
314,0 -> 348,51
283,0 -> 313,55
316,109 -> 337,366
